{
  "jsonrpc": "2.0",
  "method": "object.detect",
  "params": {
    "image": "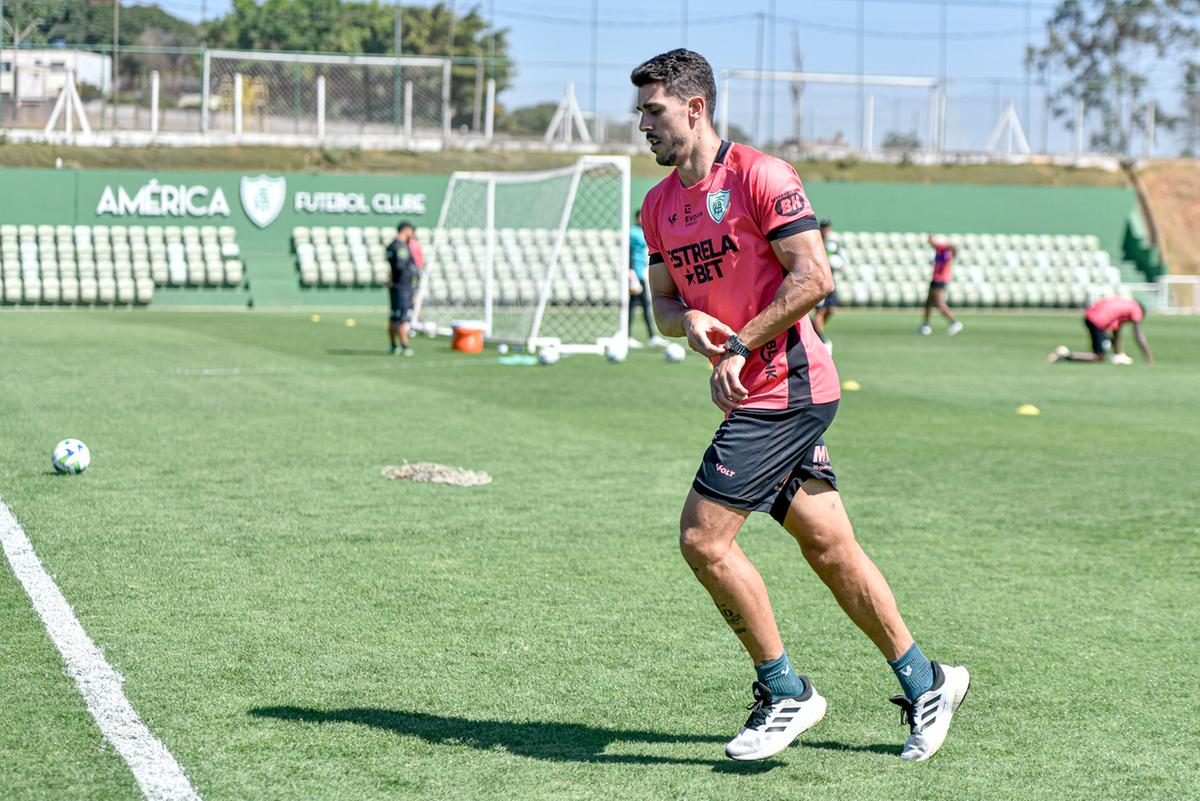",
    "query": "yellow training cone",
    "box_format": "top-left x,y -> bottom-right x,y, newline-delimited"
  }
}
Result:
1016,404 -> 1041,416
310,314 -> 321,323
345,318 -> 357,327
842,379 -> 862,392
